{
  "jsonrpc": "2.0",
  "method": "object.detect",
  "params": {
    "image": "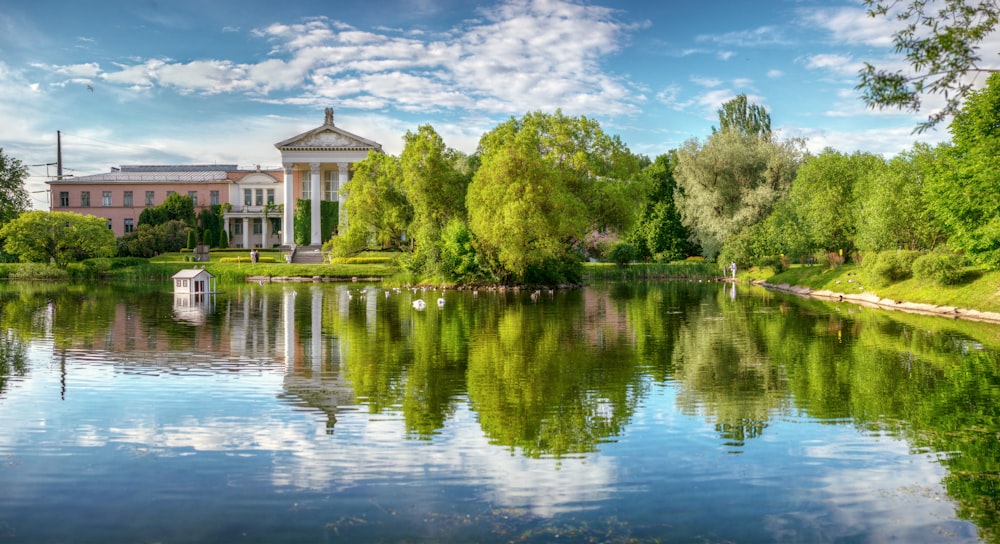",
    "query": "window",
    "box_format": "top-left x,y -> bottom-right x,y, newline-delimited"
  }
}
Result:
255,189 -> 263,206
81,192 -> 90,207
266,189 -> 274,205
302,180 -> 311,200
324,171 -> 338,201
106,218 -> 112,230
210,190 -> 219,206
59,192 -> 69,207
188,191 -> 198,207
145,191 -> 155,206
124,218 -> 134,233
233,221 -> 243,235
244,189 -> 252,206
124,191 -> 133,207
252,218 -> 262,234
102,192 -> 112,206
166,190 -> 177,198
